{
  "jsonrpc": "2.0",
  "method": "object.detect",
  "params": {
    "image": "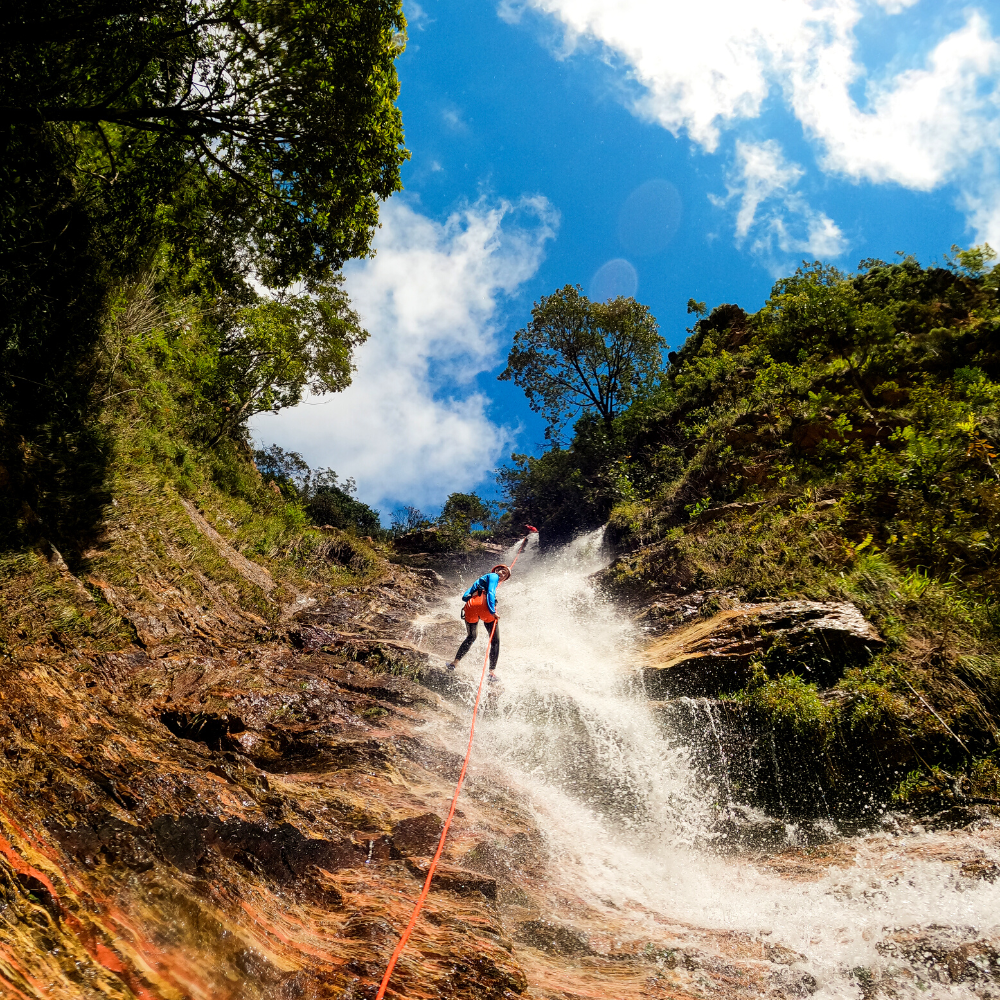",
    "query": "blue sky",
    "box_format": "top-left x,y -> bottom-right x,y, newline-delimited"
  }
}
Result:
252,0 -> 1000,520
